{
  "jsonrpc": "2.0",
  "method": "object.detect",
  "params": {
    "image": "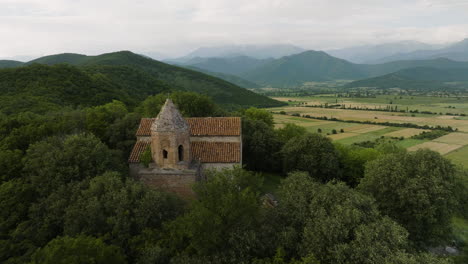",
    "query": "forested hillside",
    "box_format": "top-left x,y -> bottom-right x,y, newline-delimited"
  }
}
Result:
1,51 -> 283,109
0,64 -> 171,114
